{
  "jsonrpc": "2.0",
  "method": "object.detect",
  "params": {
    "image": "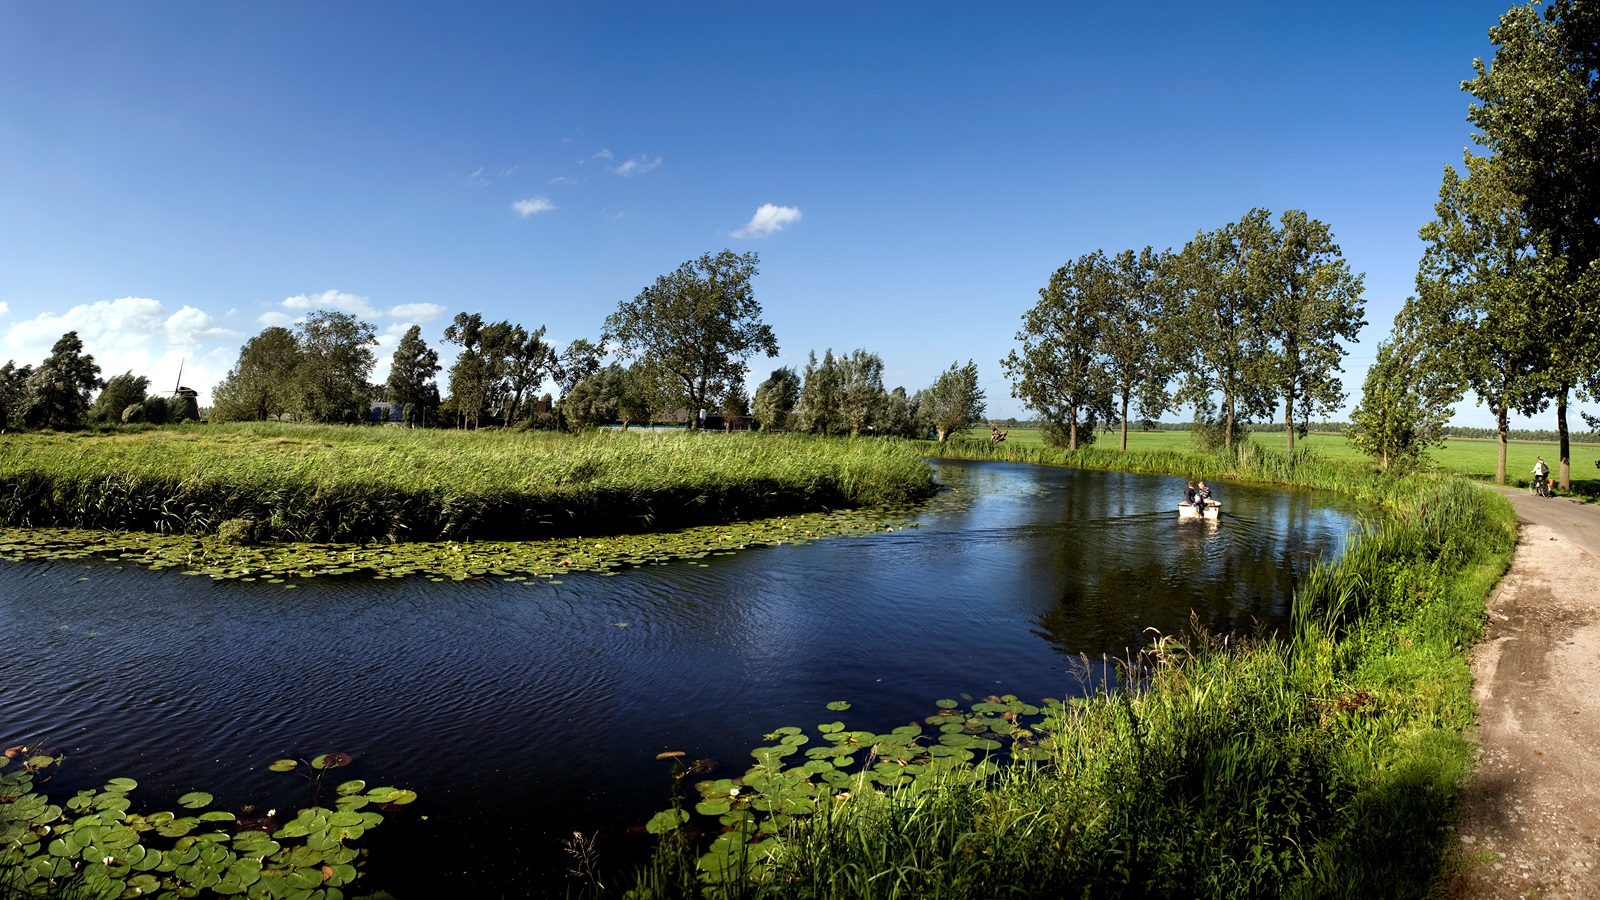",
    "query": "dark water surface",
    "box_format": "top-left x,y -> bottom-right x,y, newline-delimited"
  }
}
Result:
1,460 -> 1365,896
